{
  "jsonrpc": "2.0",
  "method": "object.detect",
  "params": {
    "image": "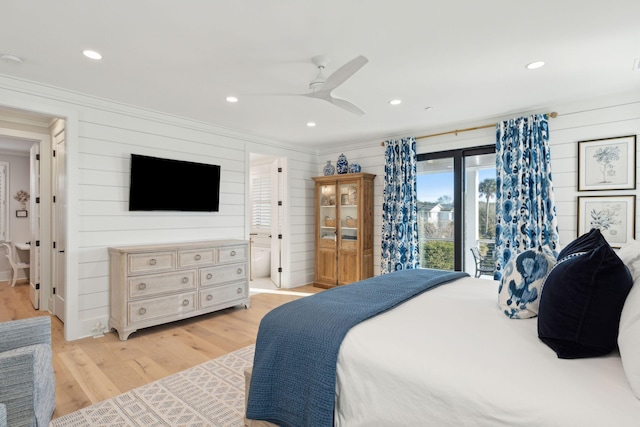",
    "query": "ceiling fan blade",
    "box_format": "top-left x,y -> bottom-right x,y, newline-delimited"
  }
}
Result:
320,55 -> 368,93
328,96 -> 366,116
303,91 -> 365,115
